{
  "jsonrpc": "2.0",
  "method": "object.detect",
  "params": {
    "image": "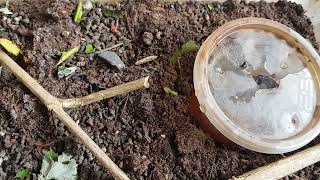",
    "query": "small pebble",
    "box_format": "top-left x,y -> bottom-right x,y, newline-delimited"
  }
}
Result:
156,31 -> 162,40
61,31 -> 70,37
161,134 -> 166,138
91,24 -> 97,31
143,32 -> 154,45
204,13 -> 210,21
98,51 -> 126,70
21,17 -> 30,24
6,18 -> 11,24
14,16 -> 22,22
0,150 -> 5,158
